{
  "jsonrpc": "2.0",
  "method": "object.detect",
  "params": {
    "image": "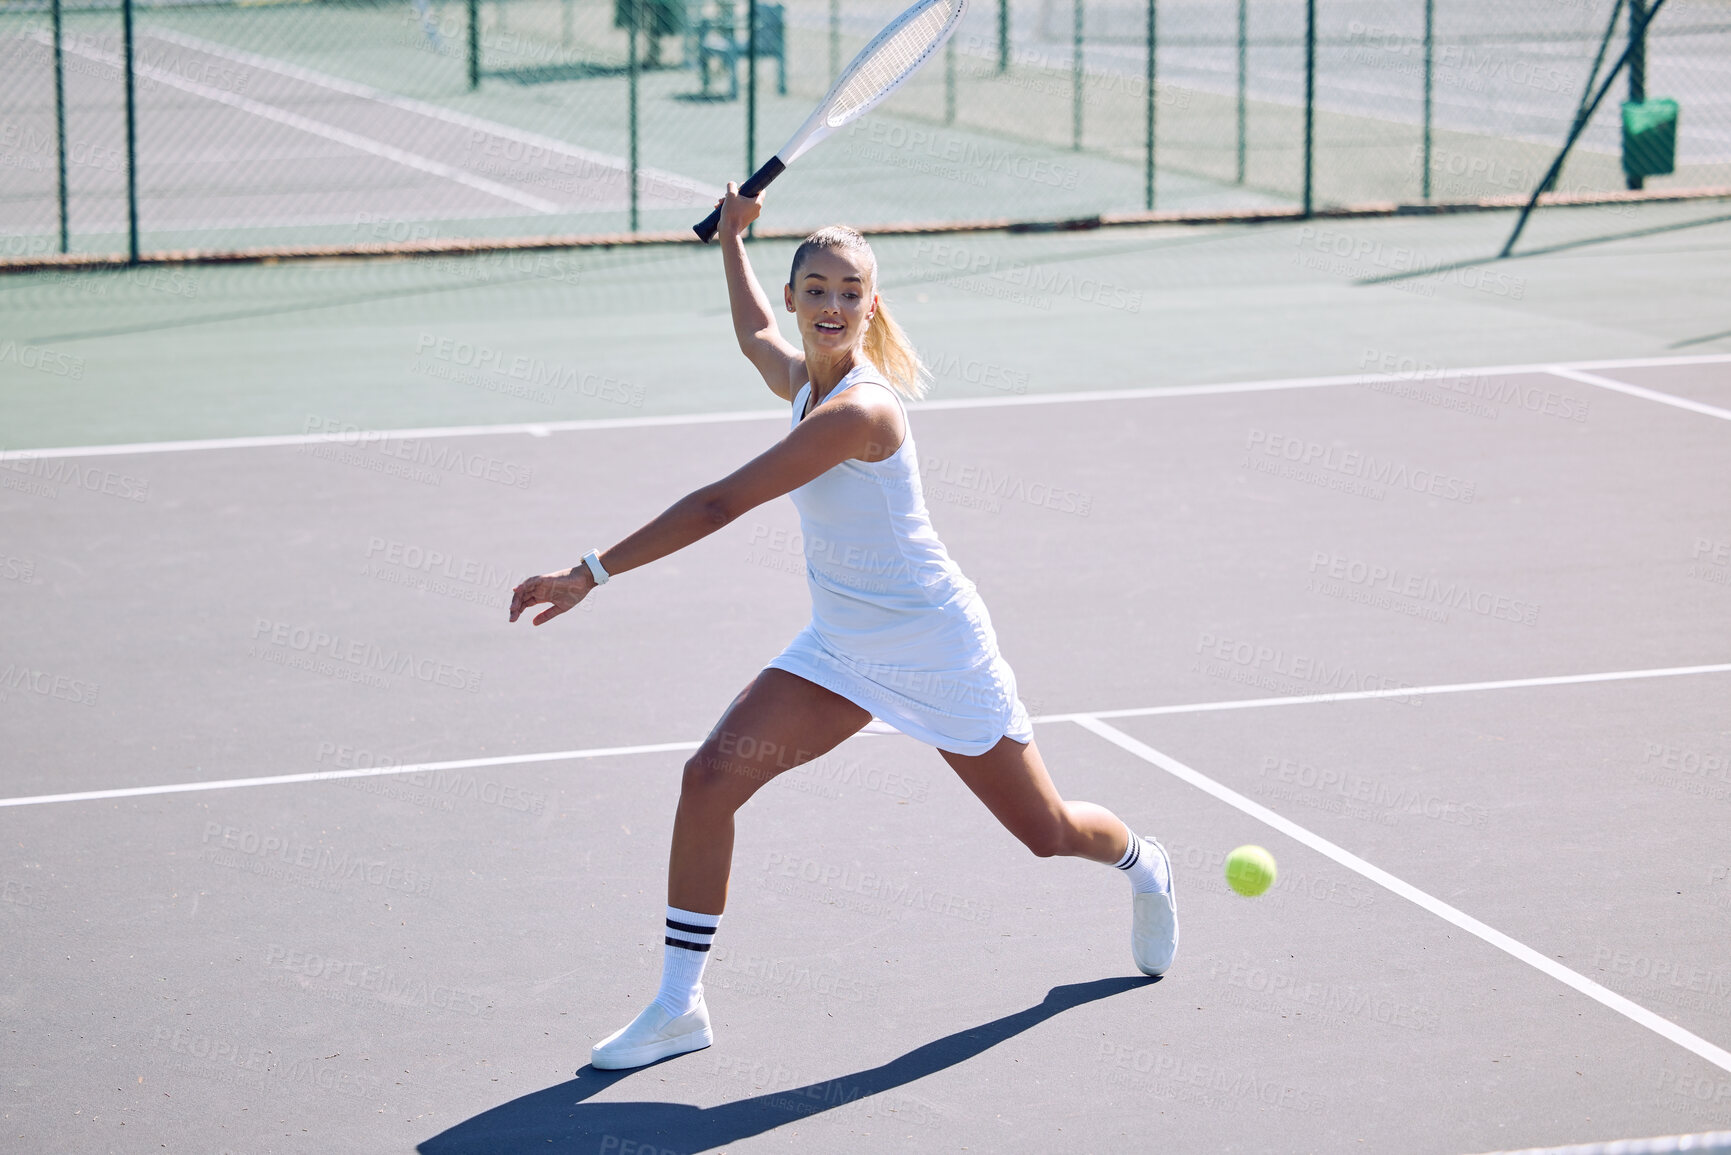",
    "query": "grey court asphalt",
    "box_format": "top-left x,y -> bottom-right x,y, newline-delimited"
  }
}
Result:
2,204 -> 1730,1153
